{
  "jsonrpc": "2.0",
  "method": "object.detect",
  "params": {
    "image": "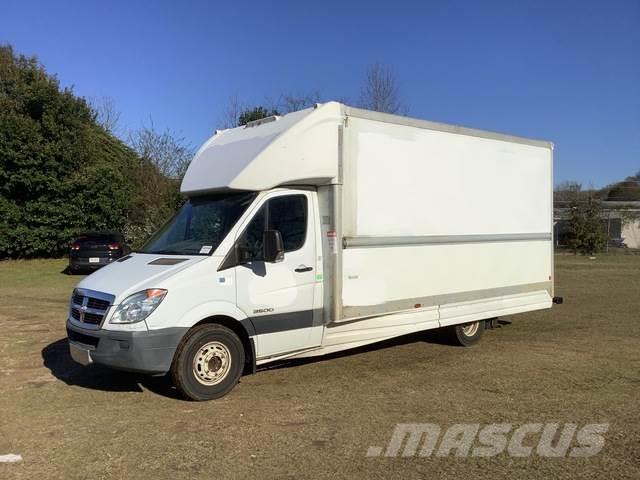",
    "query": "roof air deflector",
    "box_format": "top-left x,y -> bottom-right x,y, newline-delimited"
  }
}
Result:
244,115 -> 280,128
